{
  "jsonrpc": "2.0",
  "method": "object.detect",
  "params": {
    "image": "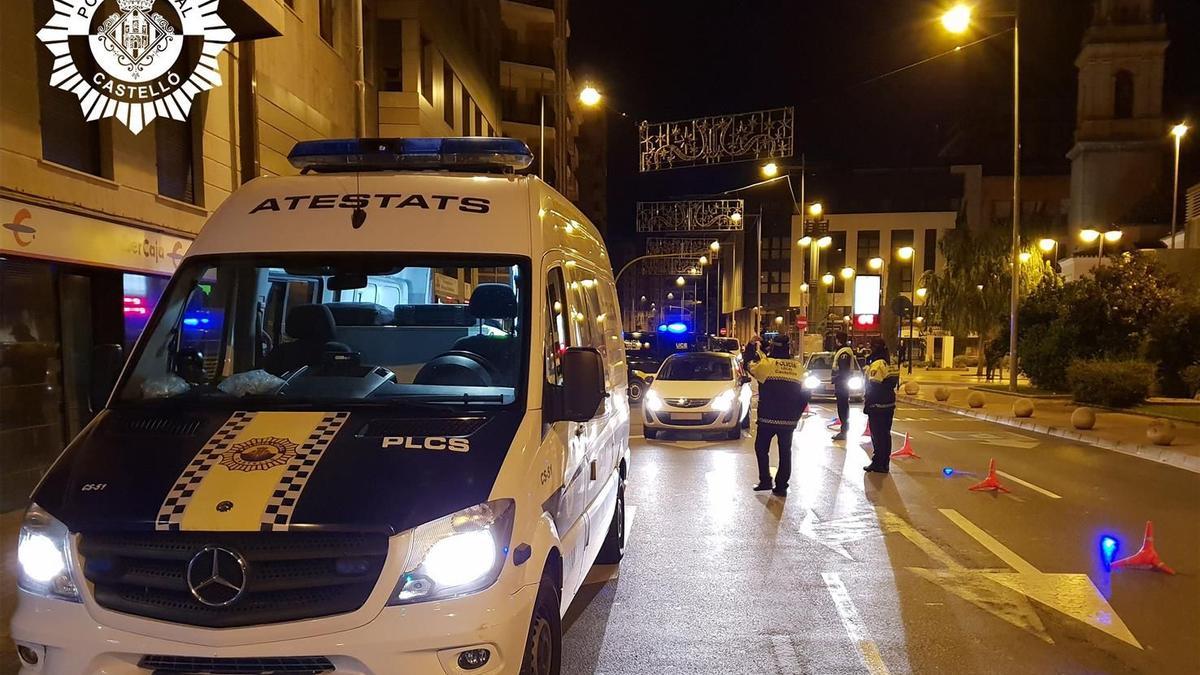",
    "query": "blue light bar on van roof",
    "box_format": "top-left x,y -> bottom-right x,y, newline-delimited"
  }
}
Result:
288,137 -> 534,174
